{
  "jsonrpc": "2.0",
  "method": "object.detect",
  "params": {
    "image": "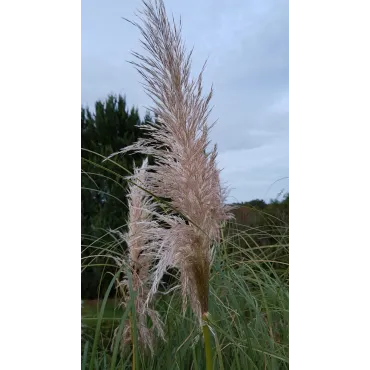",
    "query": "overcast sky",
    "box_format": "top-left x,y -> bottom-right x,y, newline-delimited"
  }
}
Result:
82,0 -> 289,203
